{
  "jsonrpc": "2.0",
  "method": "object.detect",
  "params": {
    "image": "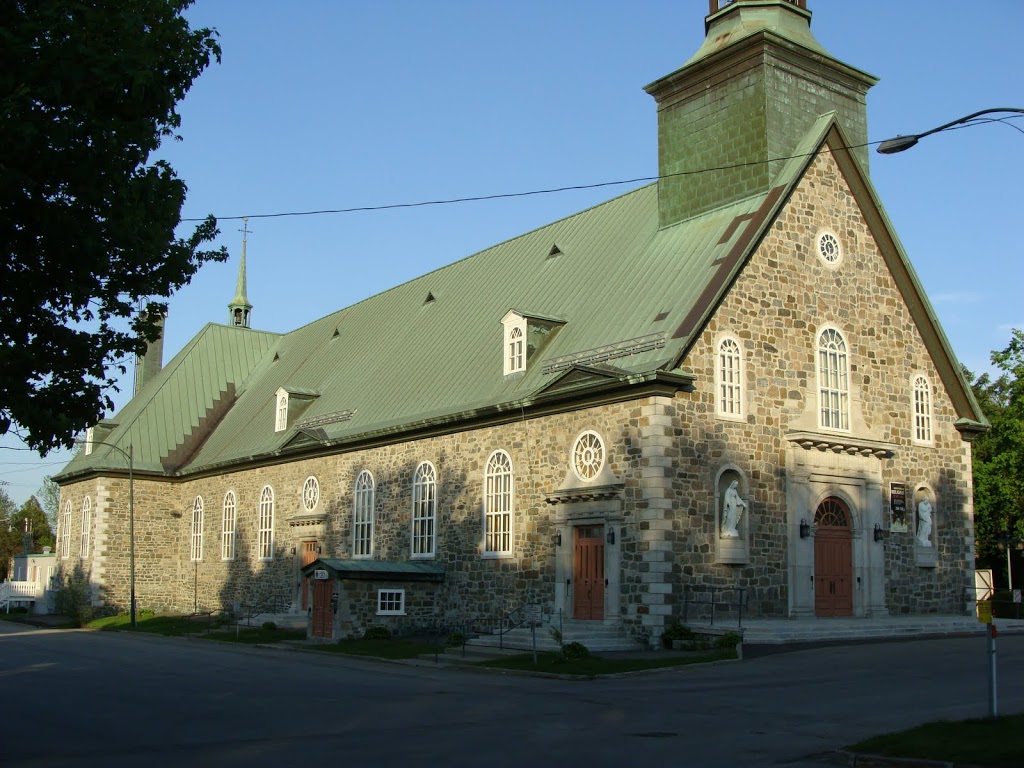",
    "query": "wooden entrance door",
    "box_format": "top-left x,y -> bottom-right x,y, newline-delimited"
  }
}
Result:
311,578 -> 333,638
300,540 -> 318,610
573,526 -> 605,620
813,497 -> 853,617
